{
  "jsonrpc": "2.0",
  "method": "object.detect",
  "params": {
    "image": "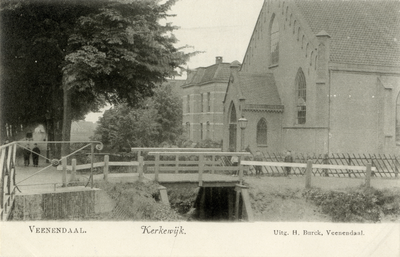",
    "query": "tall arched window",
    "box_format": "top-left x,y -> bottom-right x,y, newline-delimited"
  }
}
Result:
229,102 -> 237,150
270,14 -> 279,65
257,118 -> 268,145
295,68 -> 307,124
